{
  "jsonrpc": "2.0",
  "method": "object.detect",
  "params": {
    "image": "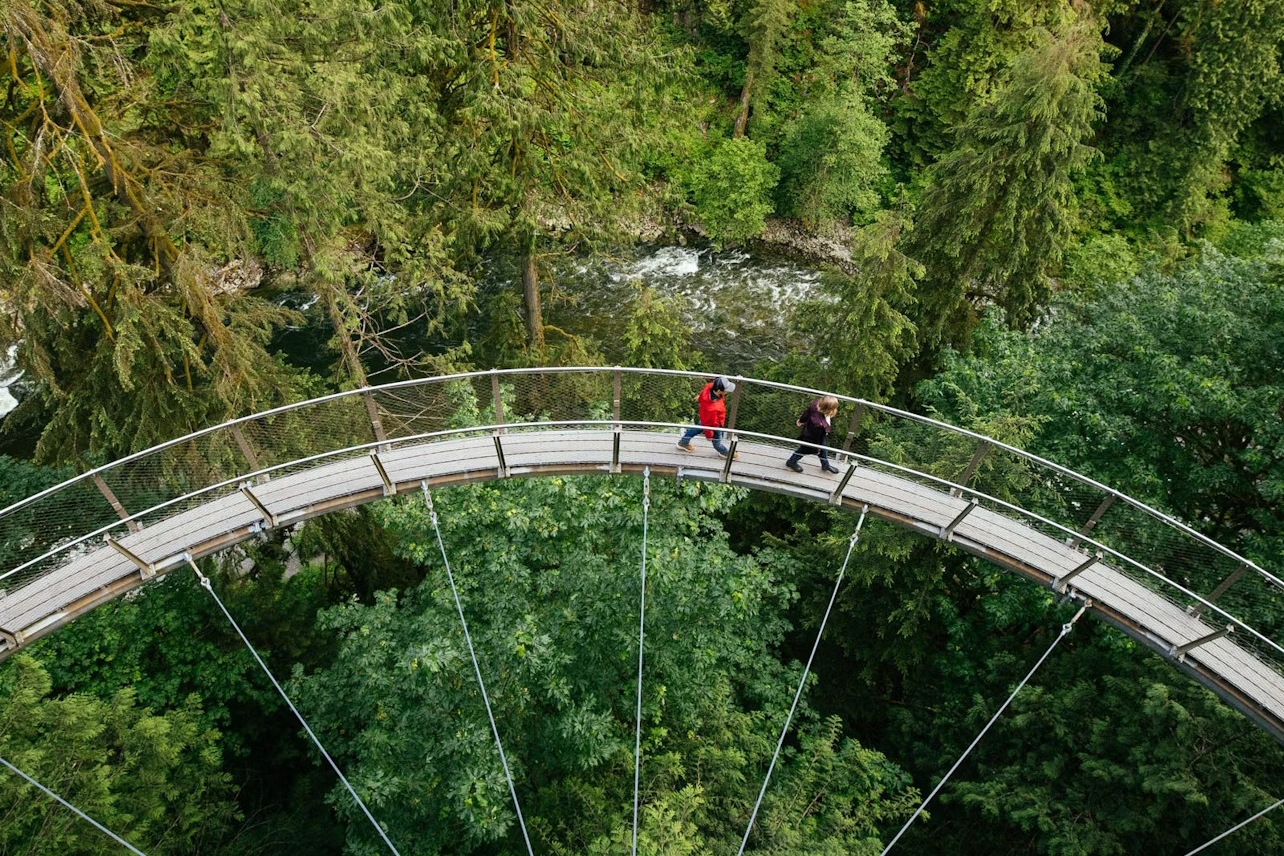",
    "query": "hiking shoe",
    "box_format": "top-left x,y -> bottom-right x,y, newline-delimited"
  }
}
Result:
786,460 -> 803,473
676,442 -> 694,452
822,463 -> 841,474
719,452 -> 739,461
